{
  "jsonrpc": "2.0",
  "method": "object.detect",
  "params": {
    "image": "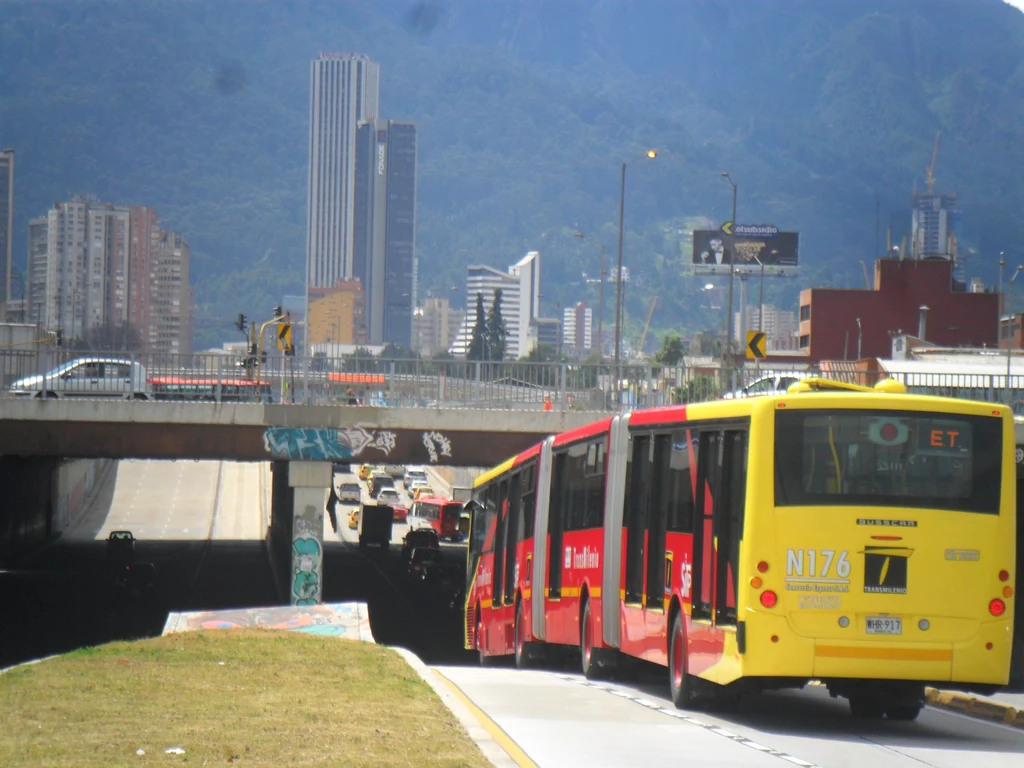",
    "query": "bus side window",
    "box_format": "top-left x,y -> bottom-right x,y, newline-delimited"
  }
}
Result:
566,442 -> 588,531
520,462 -> 536,541
584,440 -> 606,528
667,429 -> 696,533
